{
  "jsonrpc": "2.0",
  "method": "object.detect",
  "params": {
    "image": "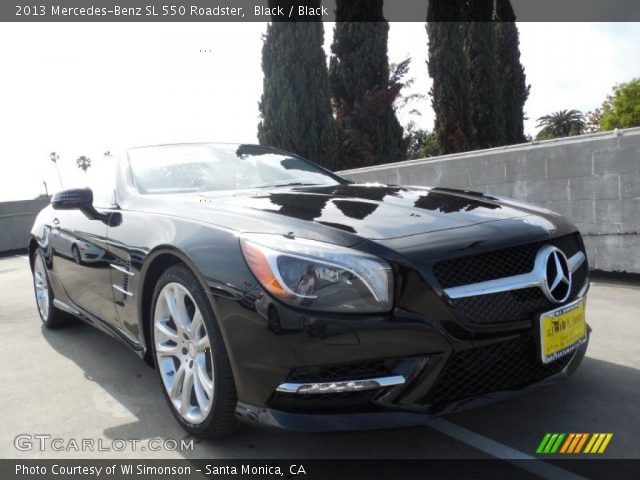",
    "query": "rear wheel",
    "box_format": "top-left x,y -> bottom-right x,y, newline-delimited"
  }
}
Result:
150,264 -> 238,438
32,249 -> 72,328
